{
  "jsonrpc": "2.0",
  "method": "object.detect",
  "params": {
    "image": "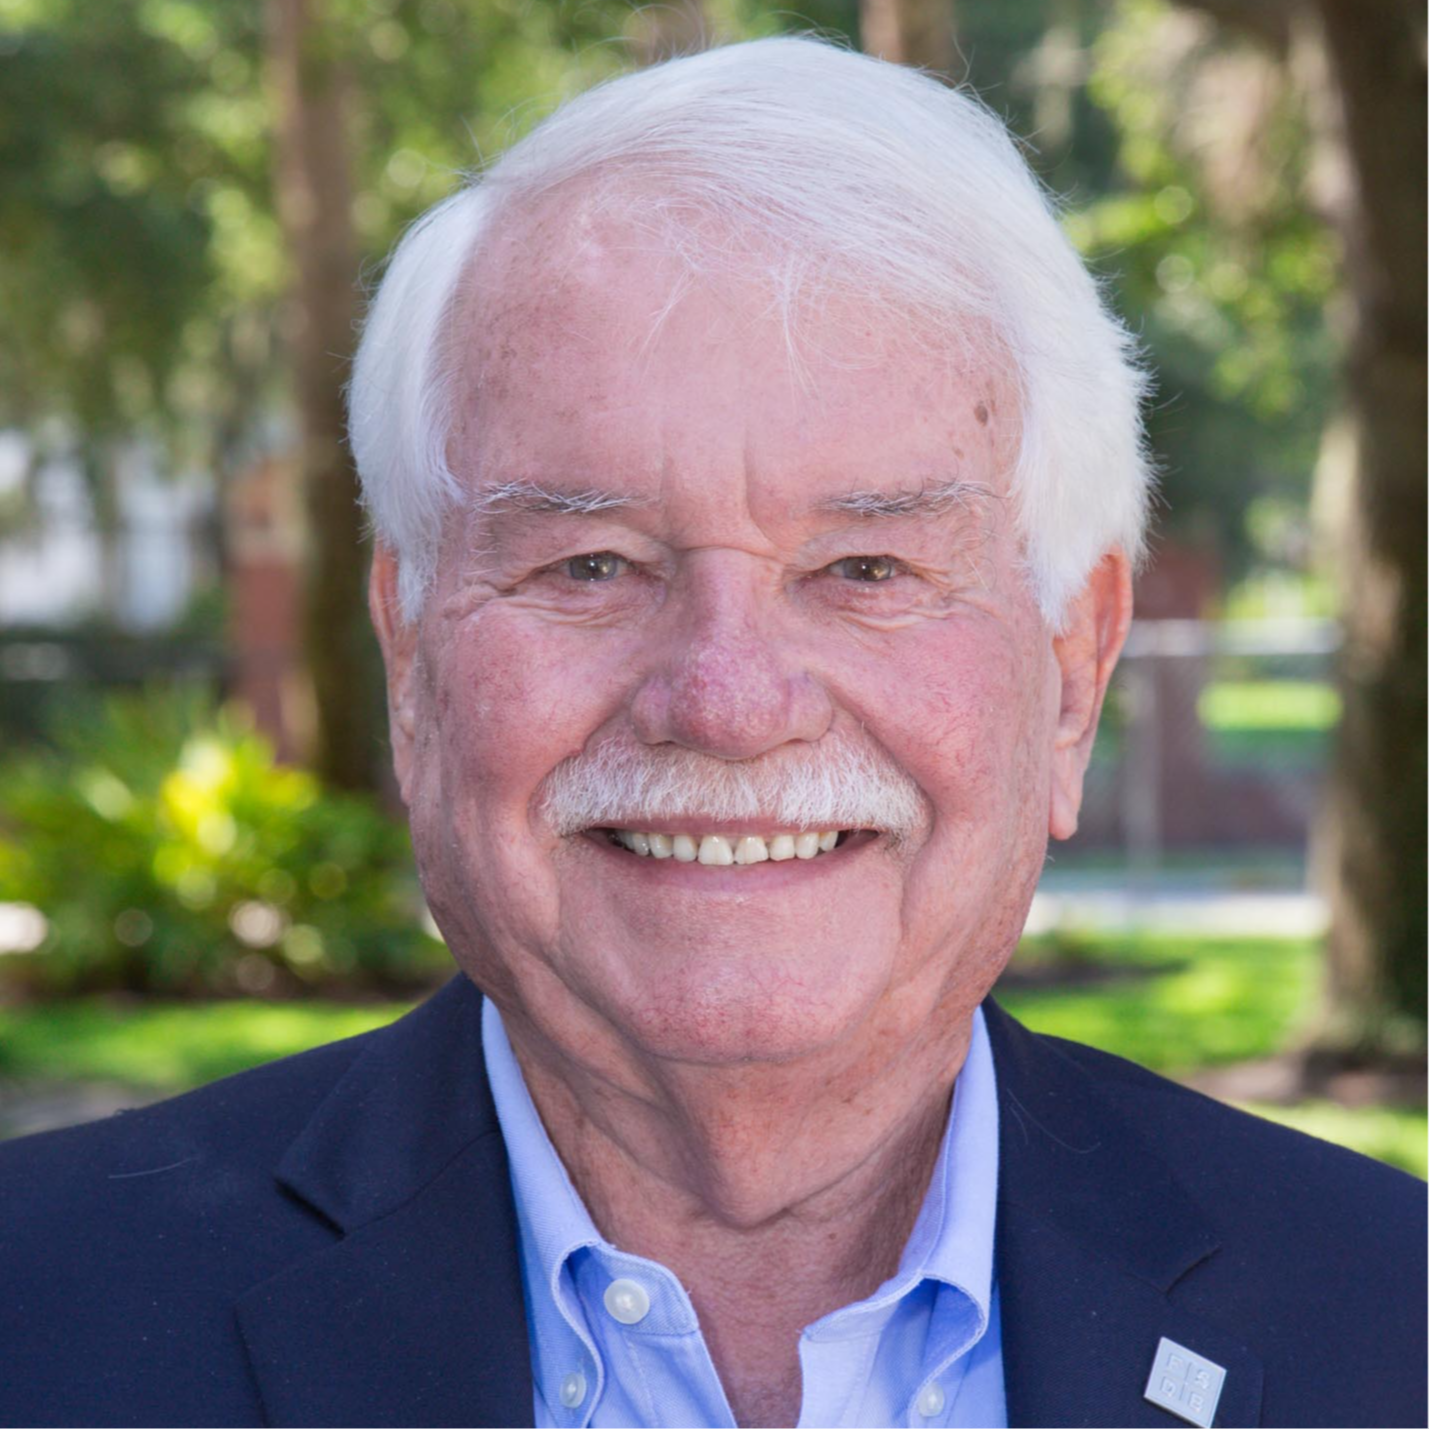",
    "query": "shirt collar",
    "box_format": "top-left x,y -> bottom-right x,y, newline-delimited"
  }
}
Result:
907,1002 -> 999,1304
483,995 -> 999,1354
798,1005 -> 998,1342
482,997 -> 604,1281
